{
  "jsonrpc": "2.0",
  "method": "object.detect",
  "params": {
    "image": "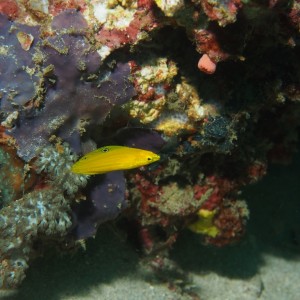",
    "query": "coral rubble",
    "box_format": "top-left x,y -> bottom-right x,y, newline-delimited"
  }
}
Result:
1,0 -> 300,292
